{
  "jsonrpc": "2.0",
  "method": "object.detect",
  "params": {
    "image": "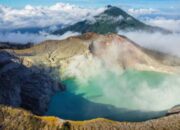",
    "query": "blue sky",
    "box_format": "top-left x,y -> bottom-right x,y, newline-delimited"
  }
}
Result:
0,0 -> 180,9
